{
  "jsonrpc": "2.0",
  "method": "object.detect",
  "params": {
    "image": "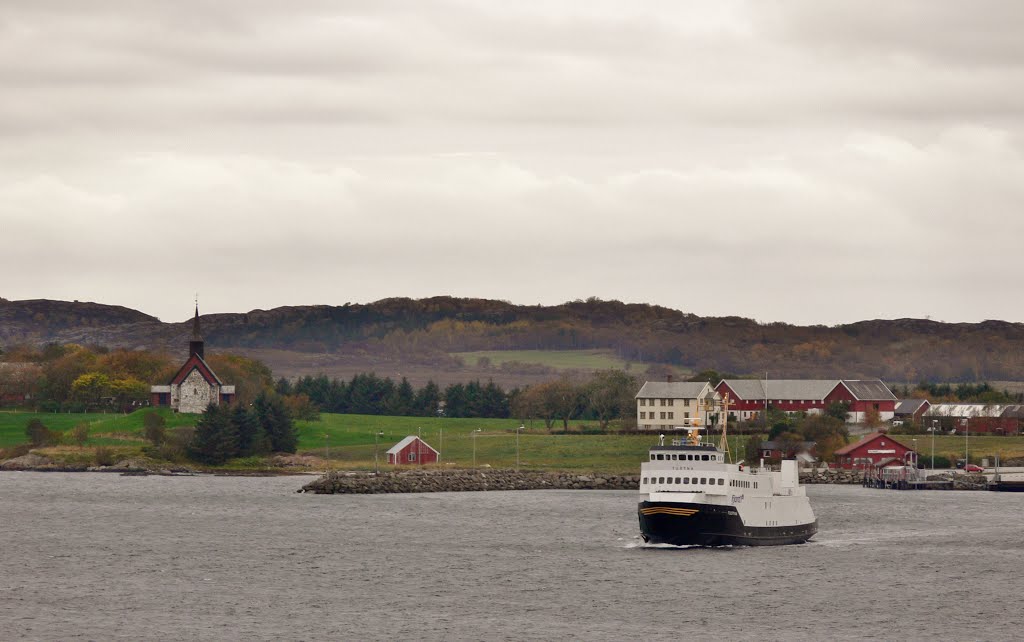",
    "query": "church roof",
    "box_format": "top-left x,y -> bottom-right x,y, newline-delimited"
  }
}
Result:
169,353 -> 223,386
